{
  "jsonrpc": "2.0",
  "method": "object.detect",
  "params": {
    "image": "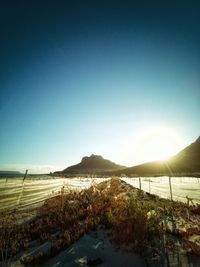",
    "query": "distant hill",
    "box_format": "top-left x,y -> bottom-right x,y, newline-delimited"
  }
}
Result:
117,136 -> 200,176
54,154 -> 126,175
0,171 -> 22,177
